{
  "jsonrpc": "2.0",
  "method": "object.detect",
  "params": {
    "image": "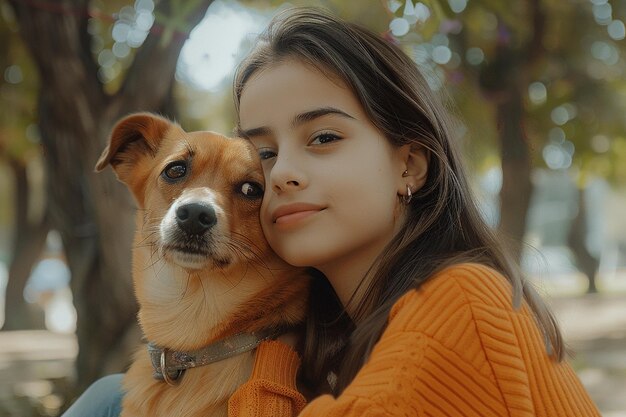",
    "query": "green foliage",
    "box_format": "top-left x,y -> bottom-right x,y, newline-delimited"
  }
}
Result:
155,0 -> 205,47
88,0 -> 154,92
2,0 -> 624,187
386,0 -> 626,185
0,0 -> 137,157
0,3 -> 39,162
